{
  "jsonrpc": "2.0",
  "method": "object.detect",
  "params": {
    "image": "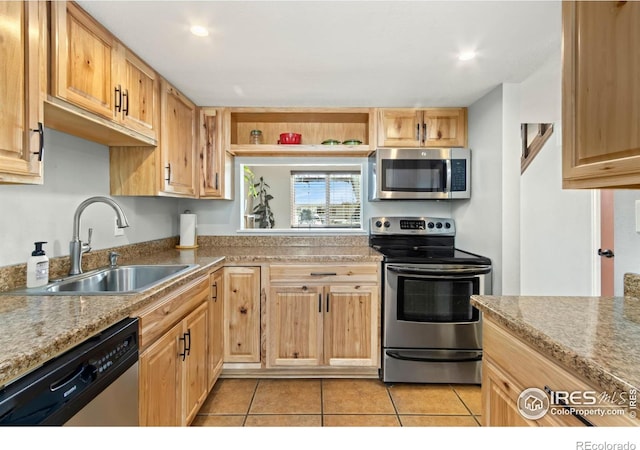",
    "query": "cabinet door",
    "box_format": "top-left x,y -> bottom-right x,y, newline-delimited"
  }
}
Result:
0,0 -> 44,184
377,109 -> 422,147
323,285 -> 378,367
208,269 -> 224,389
423,108 -> 467,147
116,44 -> 158,140
199,108 -> 224,198
482,359 -> 537,427
267,285 -> 323,367
224,266 -> 261,363
160,79 -> 197,196
562,1 -> 640,188
51,1 -> 116,119
139,321 -> 183,426
183,302 -> 209,426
